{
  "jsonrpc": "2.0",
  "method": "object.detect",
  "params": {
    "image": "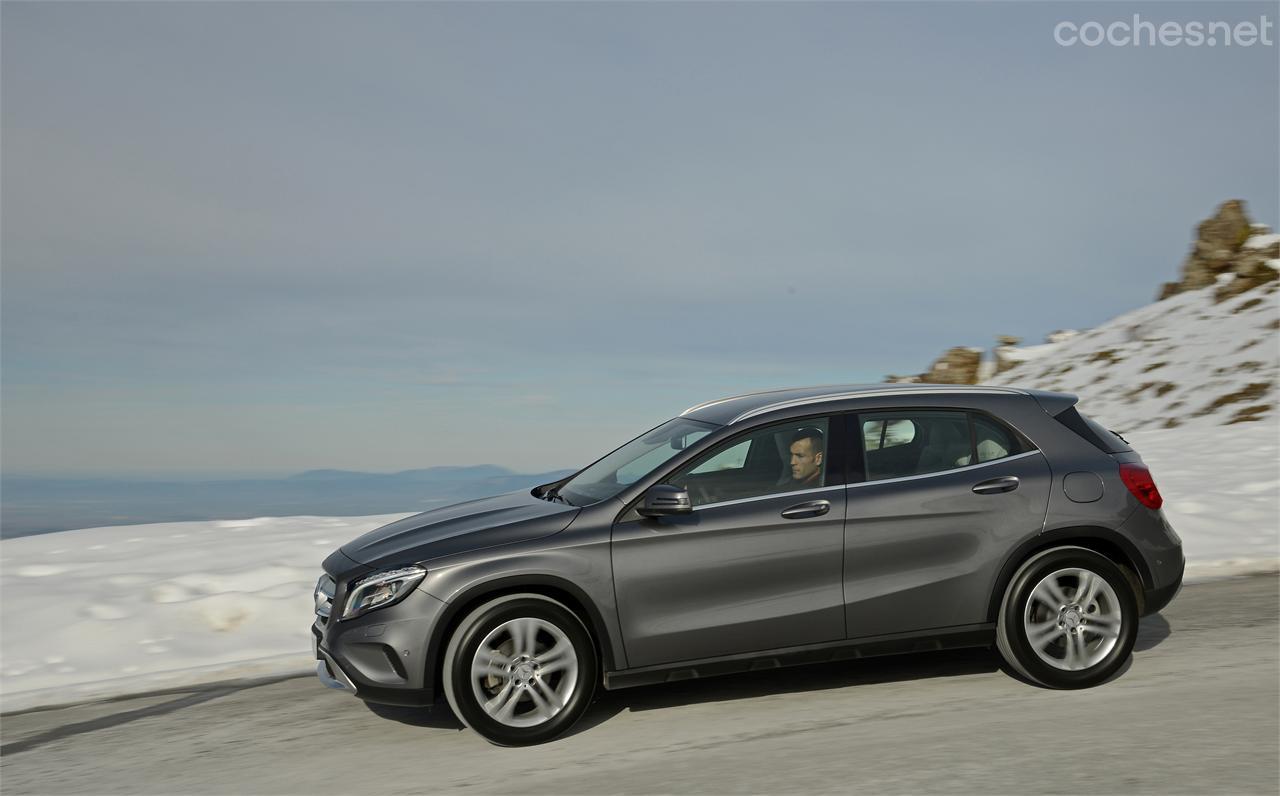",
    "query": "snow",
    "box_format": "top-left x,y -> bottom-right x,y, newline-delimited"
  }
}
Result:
1125,424 -> 1279,581
0,513 -> 411,712
989,281 -> 1278,433
1243,233 -> 1280,250
997,343 -> 1056,364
